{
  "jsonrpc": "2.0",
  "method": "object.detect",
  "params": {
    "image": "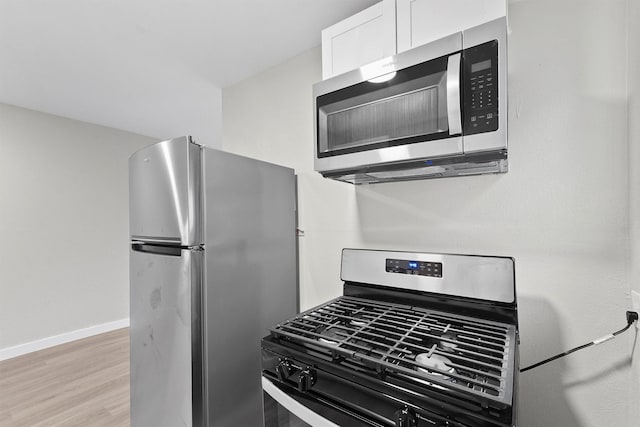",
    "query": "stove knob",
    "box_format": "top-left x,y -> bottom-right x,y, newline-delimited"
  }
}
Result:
297,367 -> 317,393
395,406 -> 417,427
275,360 -> 292,382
